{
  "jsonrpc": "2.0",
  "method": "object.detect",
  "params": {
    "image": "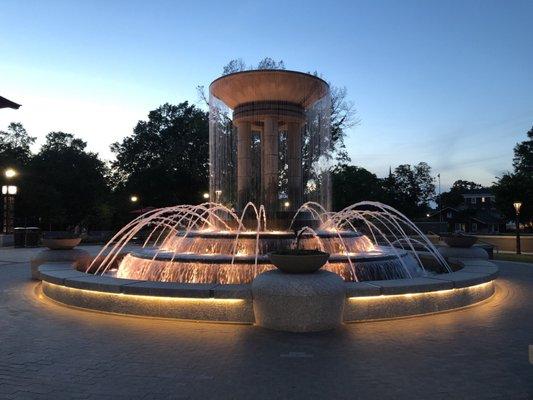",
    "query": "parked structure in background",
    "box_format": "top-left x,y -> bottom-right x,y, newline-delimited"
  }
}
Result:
428,188 -> 505,233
